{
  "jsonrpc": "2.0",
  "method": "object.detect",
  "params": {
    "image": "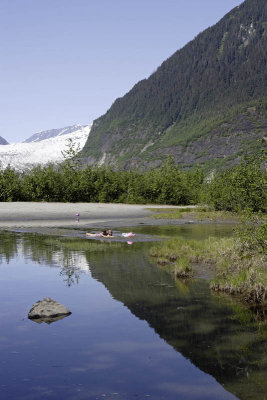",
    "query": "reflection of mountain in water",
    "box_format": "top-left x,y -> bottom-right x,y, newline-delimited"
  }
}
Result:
0,232 -> 88,271
0,232 -> 266,399
0,232 -> 90,287
52,250 -> 90,273
23,237 -> 90,274
88,247 -> 267,400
